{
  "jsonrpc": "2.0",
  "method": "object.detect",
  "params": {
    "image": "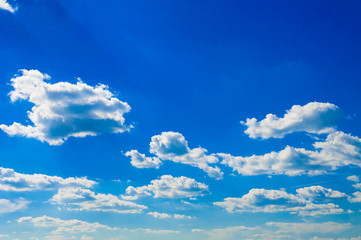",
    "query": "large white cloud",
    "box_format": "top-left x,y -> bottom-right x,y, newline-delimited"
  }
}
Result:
0,167 -> 96,191
125,150 -> 162,169
219,131 -> 361,176
123,175 -> 208,200
17,215 -> 117,234
0,0 -> 16,13
0,198 -> 28,213
149,131 -> 223,179
50,187 -> 147,214
0,70 -> 131,145
214,186 -> 347,216
242,102 -> 342,139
